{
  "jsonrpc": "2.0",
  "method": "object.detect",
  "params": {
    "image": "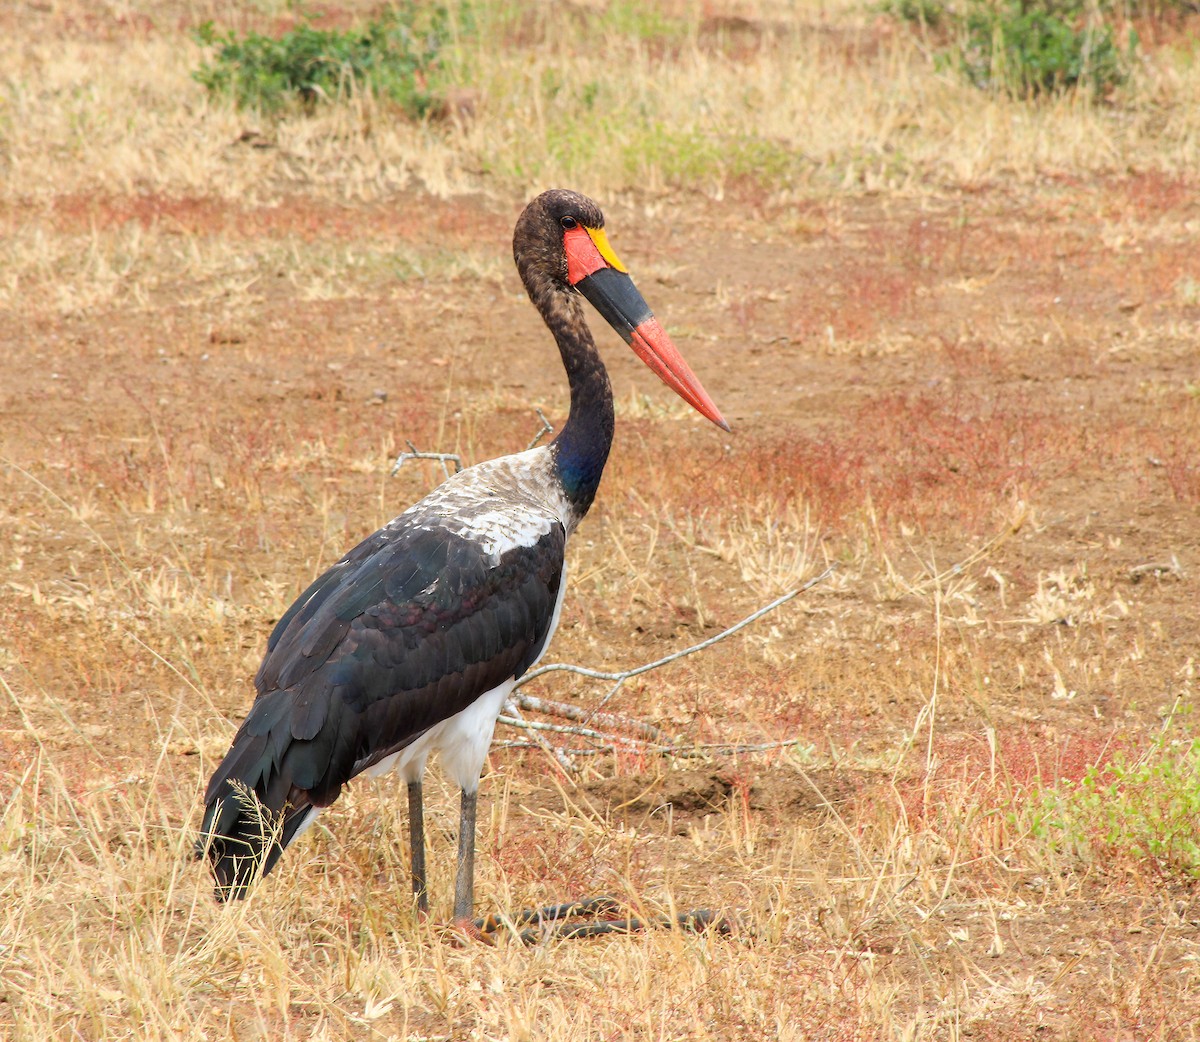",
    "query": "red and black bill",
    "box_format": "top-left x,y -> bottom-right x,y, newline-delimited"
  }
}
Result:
563,224 -> 729,432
